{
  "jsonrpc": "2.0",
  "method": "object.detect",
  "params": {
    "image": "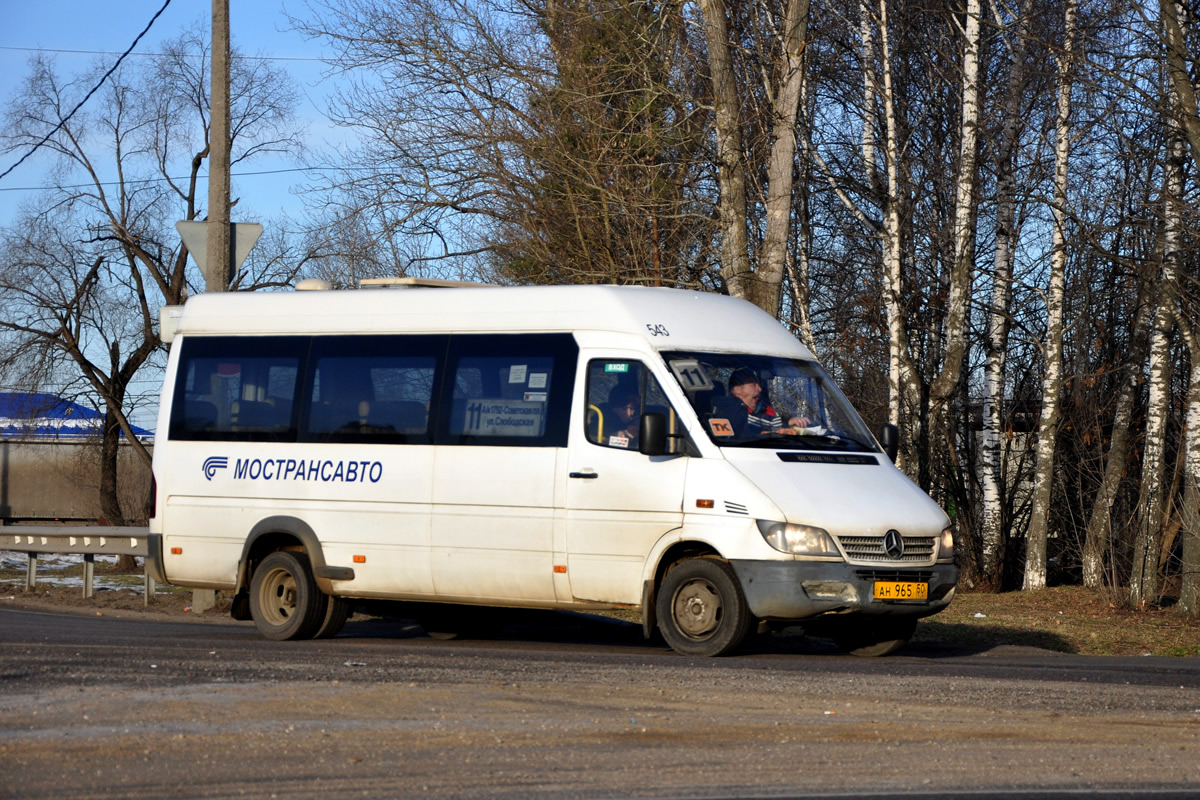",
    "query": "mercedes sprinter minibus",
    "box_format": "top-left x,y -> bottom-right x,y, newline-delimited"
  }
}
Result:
147,282 -> 957,656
